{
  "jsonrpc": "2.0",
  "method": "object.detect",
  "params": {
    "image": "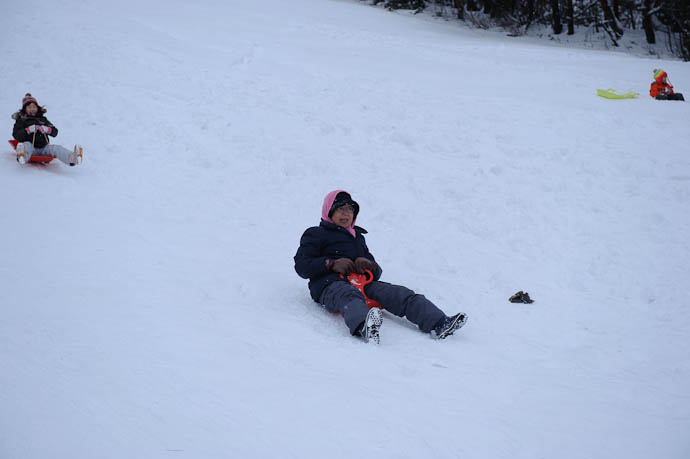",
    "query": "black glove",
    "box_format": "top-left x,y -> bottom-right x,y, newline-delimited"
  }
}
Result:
509,291 -> 534,304
328,258 -> 355,276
